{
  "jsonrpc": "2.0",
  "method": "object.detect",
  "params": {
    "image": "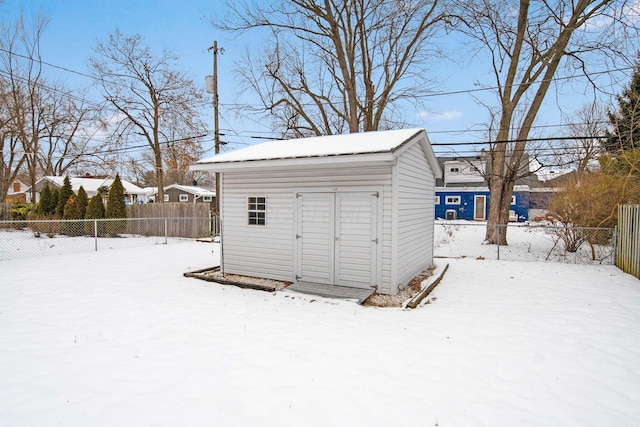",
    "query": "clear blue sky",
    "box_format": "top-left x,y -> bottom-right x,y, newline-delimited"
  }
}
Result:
1,0 -> 629,157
